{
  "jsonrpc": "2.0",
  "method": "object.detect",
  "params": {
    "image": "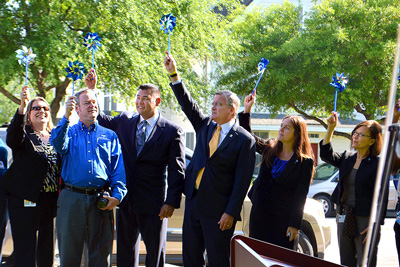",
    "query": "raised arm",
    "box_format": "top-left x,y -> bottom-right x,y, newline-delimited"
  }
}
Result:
164,54 -> 208,132
319,112 -> 344,167
238,93 -> 268,154
50,96 -> 76,154
6,86 -> 31,149
322,111 -> 338,145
